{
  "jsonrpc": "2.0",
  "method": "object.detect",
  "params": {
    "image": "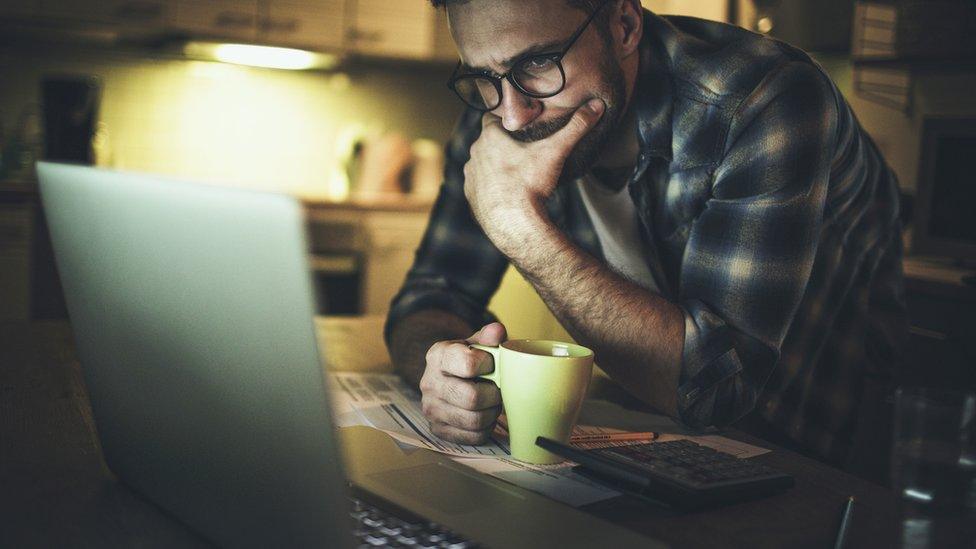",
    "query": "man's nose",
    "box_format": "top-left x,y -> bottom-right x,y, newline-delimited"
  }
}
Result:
493,78 -> 541,132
